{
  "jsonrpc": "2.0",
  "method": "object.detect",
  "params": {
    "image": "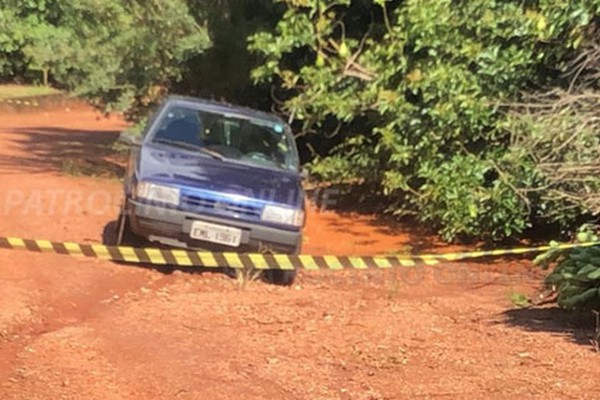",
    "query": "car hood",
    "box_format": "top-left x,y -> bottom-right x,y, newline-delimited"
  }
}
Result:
137,144 -> 304,208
